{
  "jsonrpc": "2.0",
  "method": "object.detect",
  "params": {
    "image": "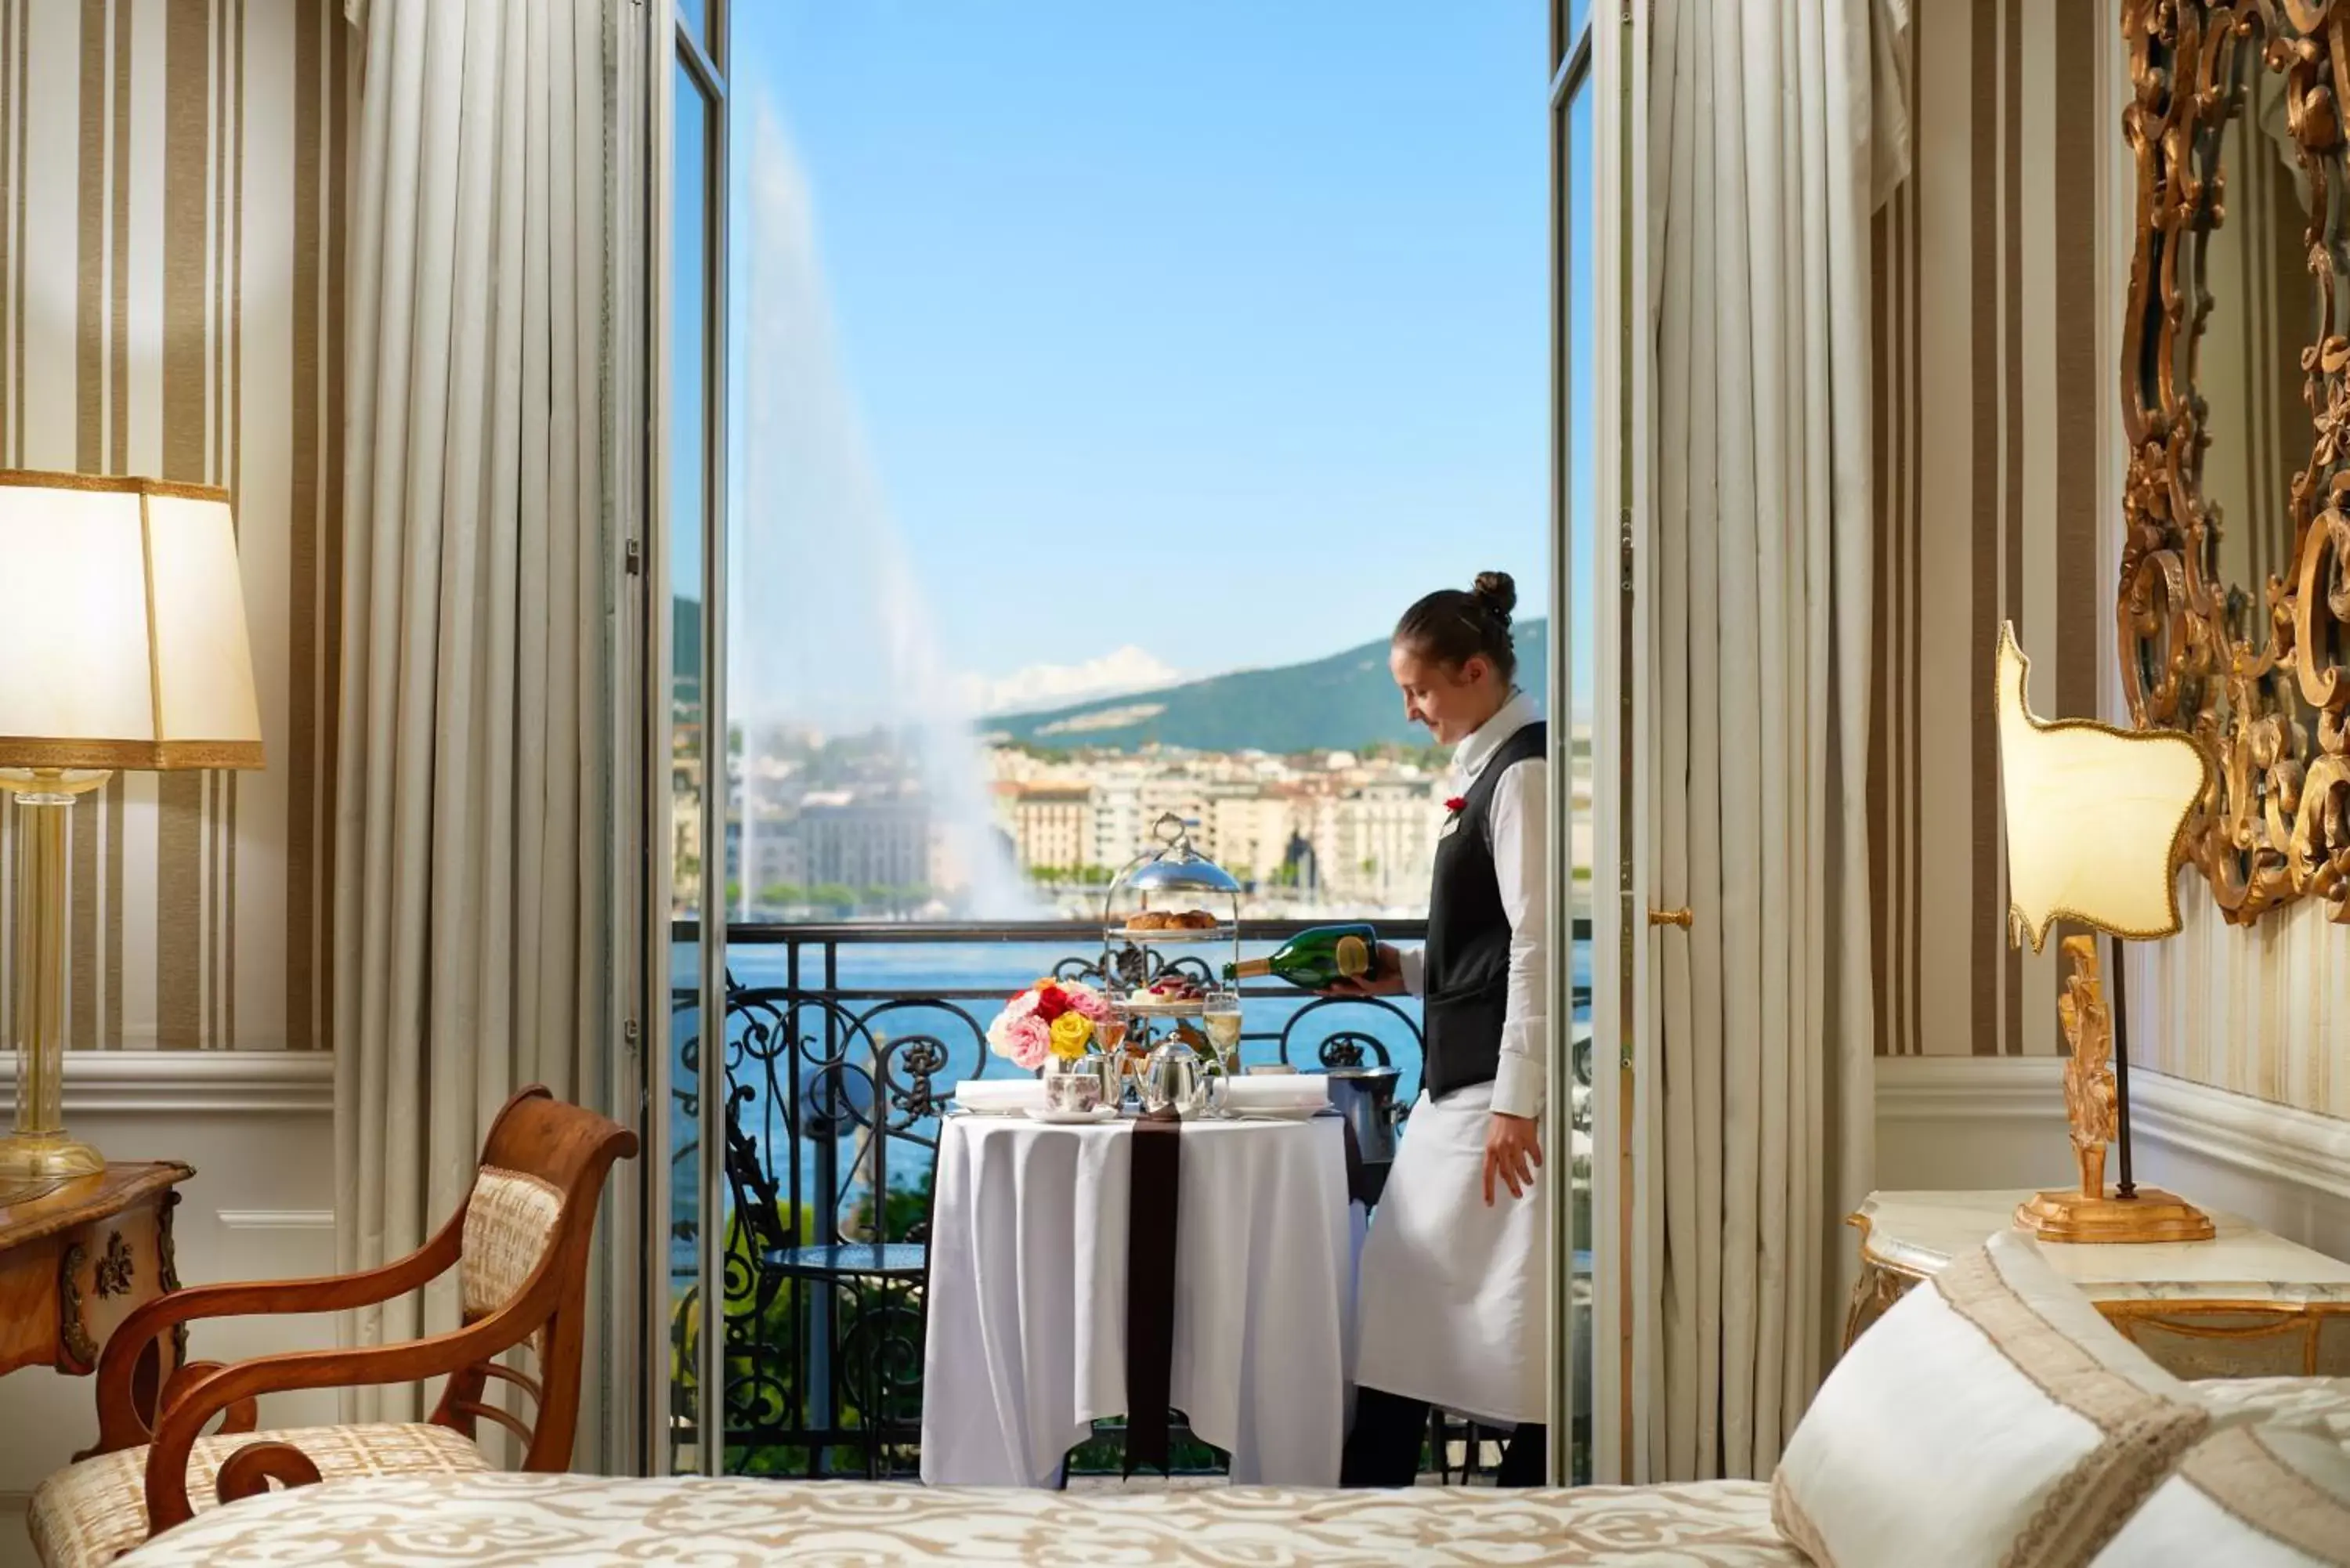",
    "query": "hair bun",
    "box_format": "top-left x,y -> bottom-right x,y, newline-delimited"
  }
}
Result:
1471,571 -> 1517,624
